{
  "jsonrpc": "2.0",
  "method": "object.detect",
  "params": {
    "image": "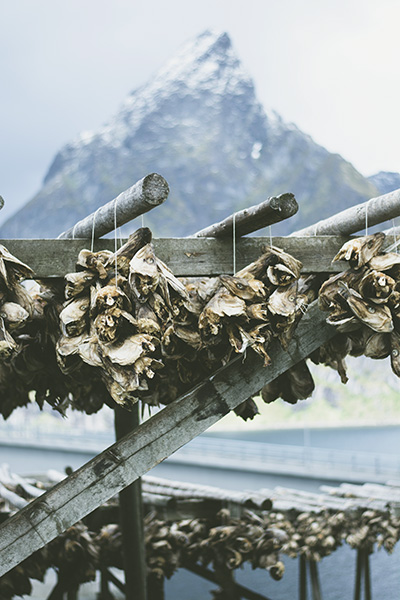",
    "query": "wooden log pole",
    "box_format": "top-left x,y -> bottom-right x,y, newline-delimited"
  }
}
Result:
0,302 -> 336,576
299,555 -> 307,600
192,193 -> 298,238
114,404 -> 147,600
309,560 -> 322,600
291,188 -> 400,237
57,173 -> 169,239
354,549 -> 362,600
